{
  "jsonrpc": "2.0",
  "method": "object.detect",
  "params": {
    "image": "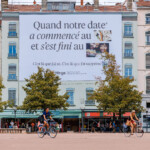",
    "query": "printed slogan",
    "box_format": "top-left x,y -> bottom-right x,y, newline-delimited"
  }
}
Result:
19,14 -> 122,81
